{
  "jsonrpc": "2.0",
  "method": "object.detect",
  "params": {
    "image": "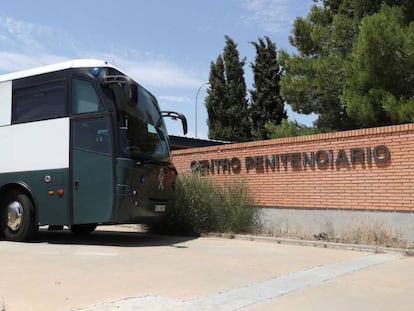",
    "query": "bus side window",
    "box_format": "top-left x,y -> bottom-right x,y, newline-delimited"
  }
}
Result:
72,79 -> 105,114
12,80 -> 66,124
